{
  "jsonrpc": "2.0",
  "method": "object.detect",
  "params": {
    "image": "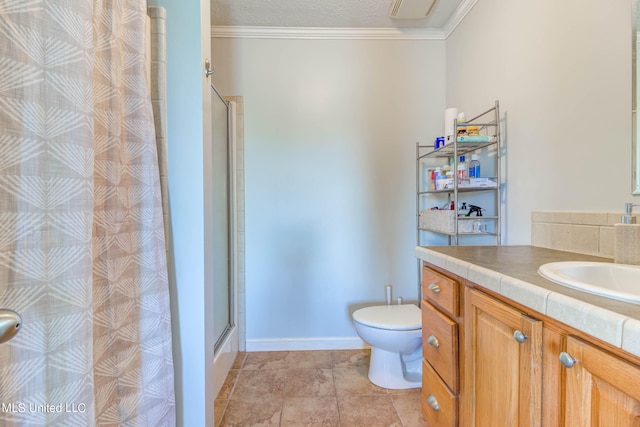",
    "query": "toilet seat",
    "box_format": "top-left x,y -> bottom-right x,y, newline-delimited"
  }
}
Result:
352,304 -> 421,331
